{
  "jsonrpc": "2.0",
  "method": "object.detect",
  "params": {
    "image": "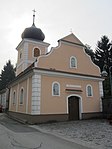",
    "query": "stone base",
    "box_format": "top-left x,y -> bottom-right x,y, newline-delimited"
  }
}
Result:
82,112 -> 103,119
8,111 -> 103,124
8,111 -> 68,124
